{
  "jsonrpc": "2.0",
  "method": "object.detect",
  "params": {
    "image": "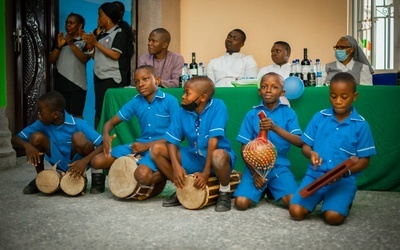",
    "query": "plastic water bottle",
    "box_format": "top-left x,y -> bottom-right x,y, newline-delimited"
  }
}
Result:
198,62 -> 205,76
315,59 -> 323,87
179,63 -> 189,87
289,60 -> 296,76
